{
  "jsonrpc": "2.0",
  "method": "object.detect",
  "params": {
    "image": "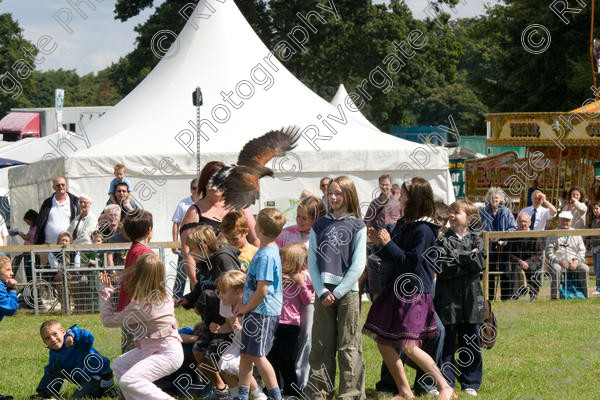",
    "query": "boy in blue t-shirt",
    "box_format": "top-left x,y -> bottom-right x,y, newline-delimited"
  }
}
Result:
107,163 -> 133,205
234,208 -> 286,400
32,320 -> 115,399
0,256 -> 18,400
